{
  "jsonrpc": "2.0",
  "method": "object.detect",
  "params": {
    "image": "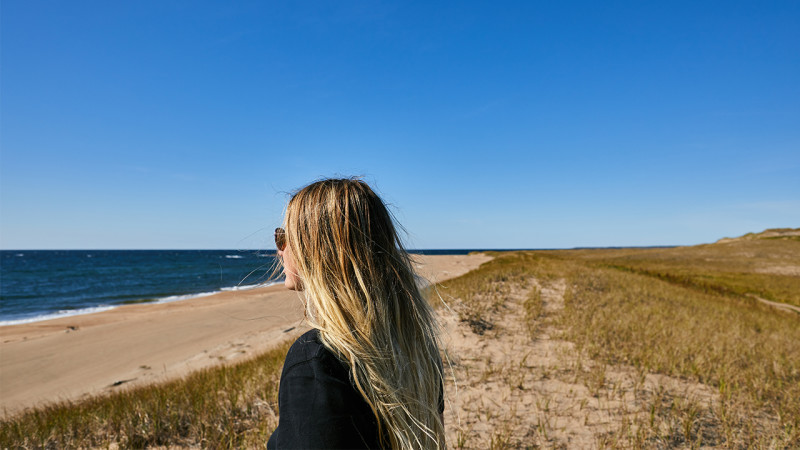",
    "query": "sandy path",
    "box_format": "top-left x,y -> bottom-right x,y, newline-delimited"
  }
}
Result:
0,253 -> 492,418
749,294 -> 800,315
